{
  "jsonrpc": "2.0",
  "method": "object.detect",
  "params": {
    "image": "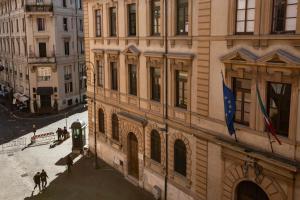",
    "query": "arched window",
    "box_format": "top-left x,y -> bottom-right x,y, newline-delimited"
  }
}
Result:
236,181 -> 269,200
98,109 -> 105,133
112,114 -> 119,141
174,139 -> 186,176
150,130 -> 161,163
